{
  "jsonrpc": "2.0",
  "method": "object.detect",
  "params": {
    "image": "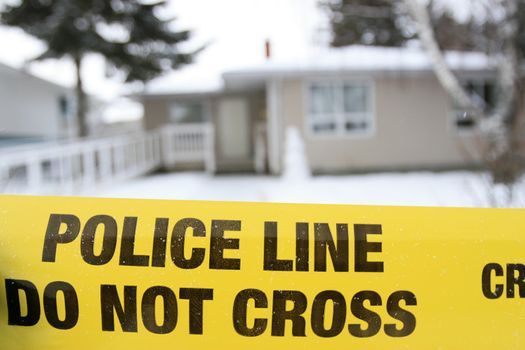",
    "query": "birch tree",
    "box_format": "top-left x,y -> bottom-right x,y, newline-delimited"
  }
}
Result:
406,0 -> 525,201
324,0 -> 525,203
